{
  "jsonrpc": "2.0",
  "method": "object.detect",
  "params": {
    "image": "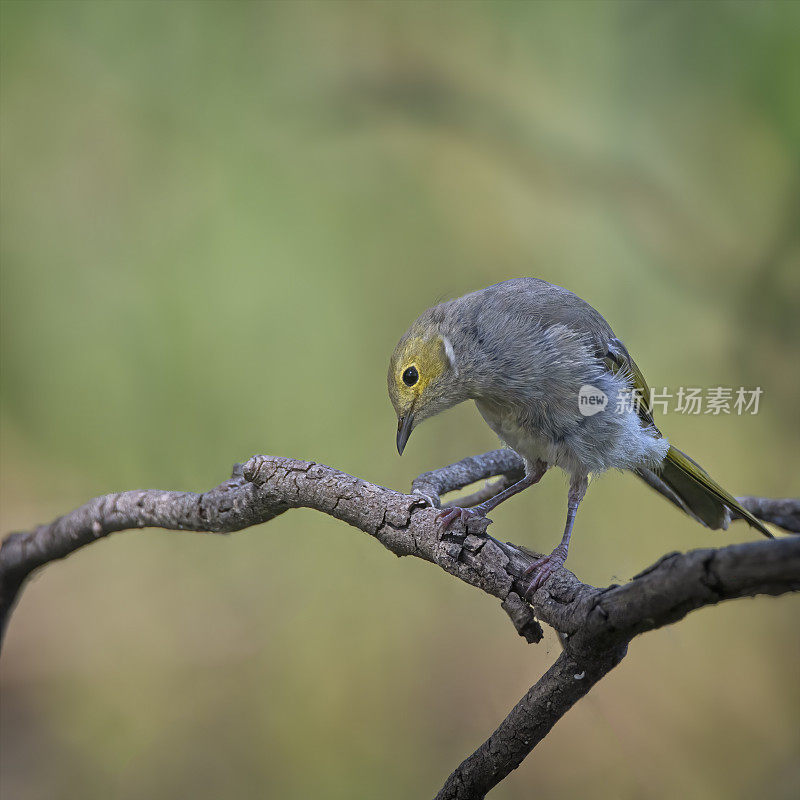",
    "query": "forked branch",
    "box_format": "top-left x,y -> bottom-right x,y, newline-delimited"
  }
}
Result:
1,451 -> 798,799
